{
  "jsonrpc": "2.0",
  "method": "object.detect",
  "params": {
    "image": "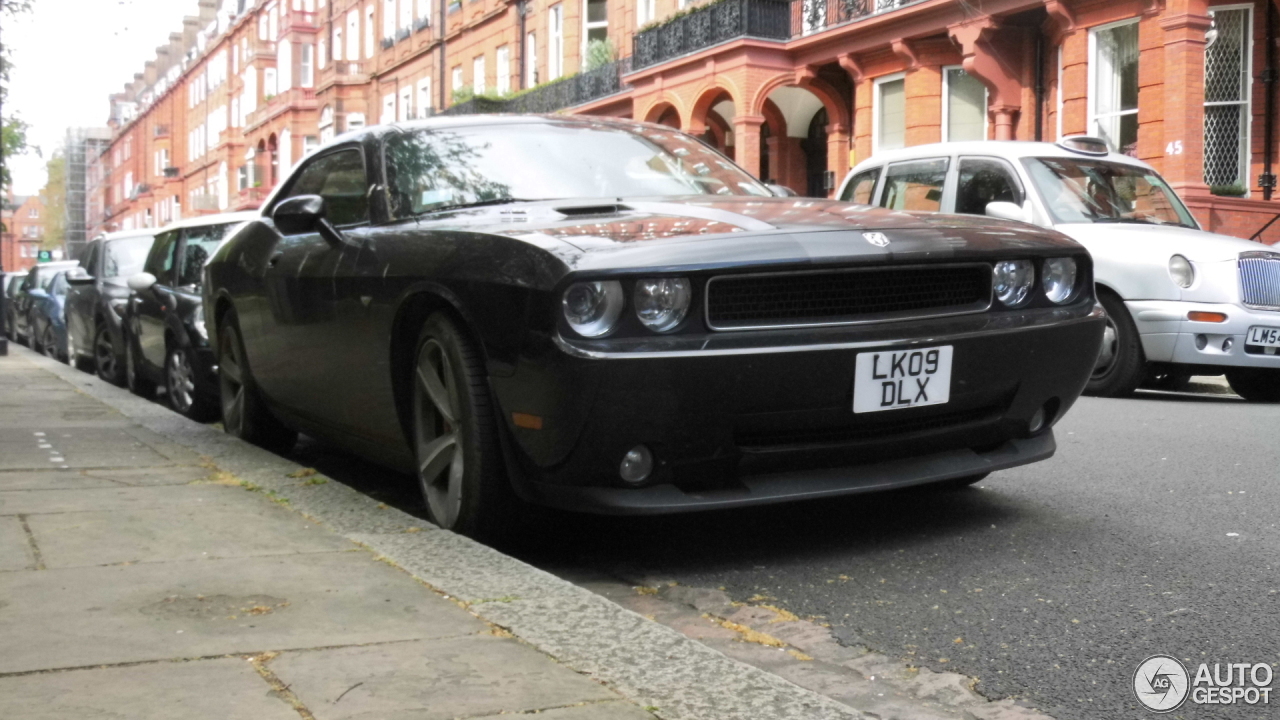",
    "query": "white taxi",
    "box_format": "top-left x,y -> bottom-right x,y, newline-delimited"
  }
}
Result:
836,137 -> 1280,402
